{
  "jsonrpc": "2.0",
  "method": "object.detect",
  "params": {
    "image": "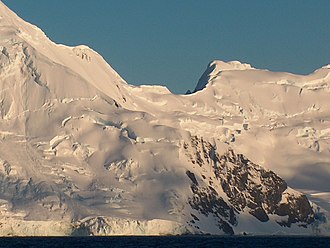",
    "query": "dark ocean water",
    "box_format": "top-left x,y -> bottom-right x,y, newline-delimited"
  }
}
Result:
0,236 -> 329,248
